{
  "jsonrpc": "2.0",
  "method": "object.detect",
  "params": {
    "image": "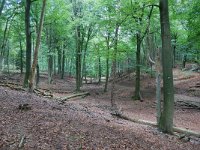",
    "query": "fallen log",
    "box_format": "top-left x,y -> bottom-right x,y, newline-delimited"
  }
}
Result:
0,83 -> 25,91
59,92 -> 90,102
112,113 -> 200,138
189,87 -> 200,92
112,113 -> 157,127
33,89 -> 53,98
176,100 -> 200,110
